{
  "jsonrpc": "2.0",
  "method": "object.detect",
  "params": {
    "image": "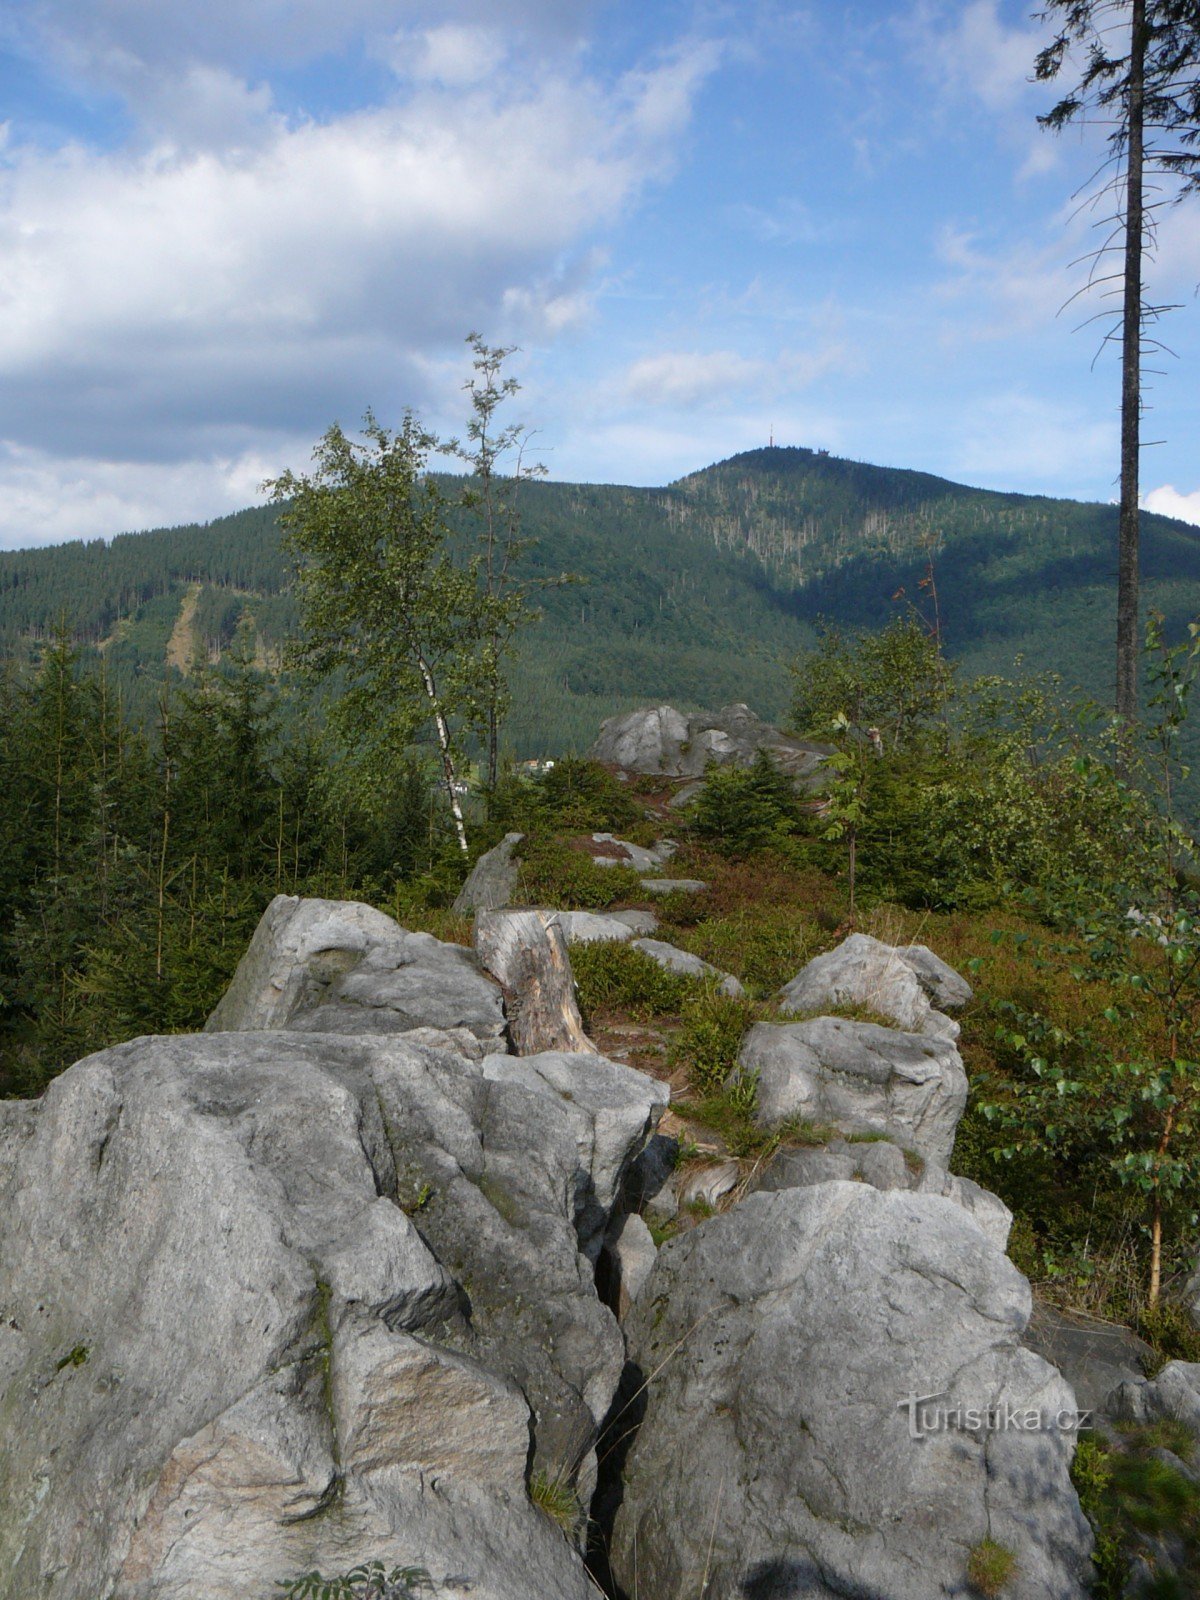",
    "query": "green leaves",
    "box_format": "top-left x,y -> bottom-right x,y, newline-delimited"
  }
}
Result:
276,1560 -> 434,1600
